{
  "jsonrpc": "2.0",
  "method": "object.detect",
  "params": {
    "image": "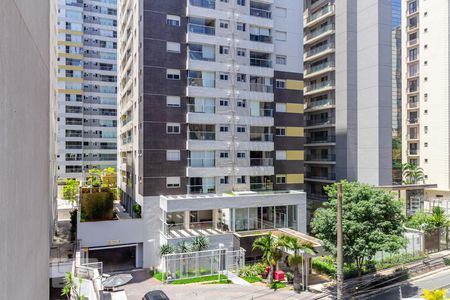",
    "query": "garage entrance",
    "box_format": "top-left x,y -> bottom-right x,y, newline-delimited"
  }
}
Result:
88,244 -> 137,273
